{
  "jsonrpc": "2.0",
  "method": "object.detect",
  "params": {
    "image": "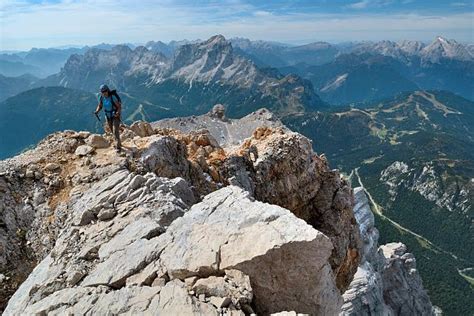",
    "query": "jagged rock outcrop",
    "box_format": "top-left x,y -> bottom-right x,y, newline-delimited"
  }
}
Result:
156,108 -> 361,290
1,108 -> 361,314
341,187 -> 436,316
236,126 -> 360,290
380,243 -> 435,315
